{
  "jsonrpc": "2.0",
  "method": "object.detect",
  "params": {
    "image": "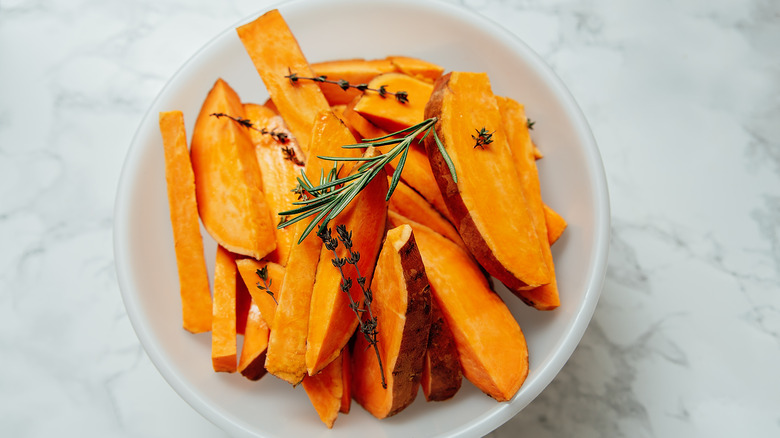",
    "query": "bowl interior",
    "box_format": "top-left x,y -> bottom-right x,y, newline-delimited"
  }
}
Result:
114,0 -> 609,437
